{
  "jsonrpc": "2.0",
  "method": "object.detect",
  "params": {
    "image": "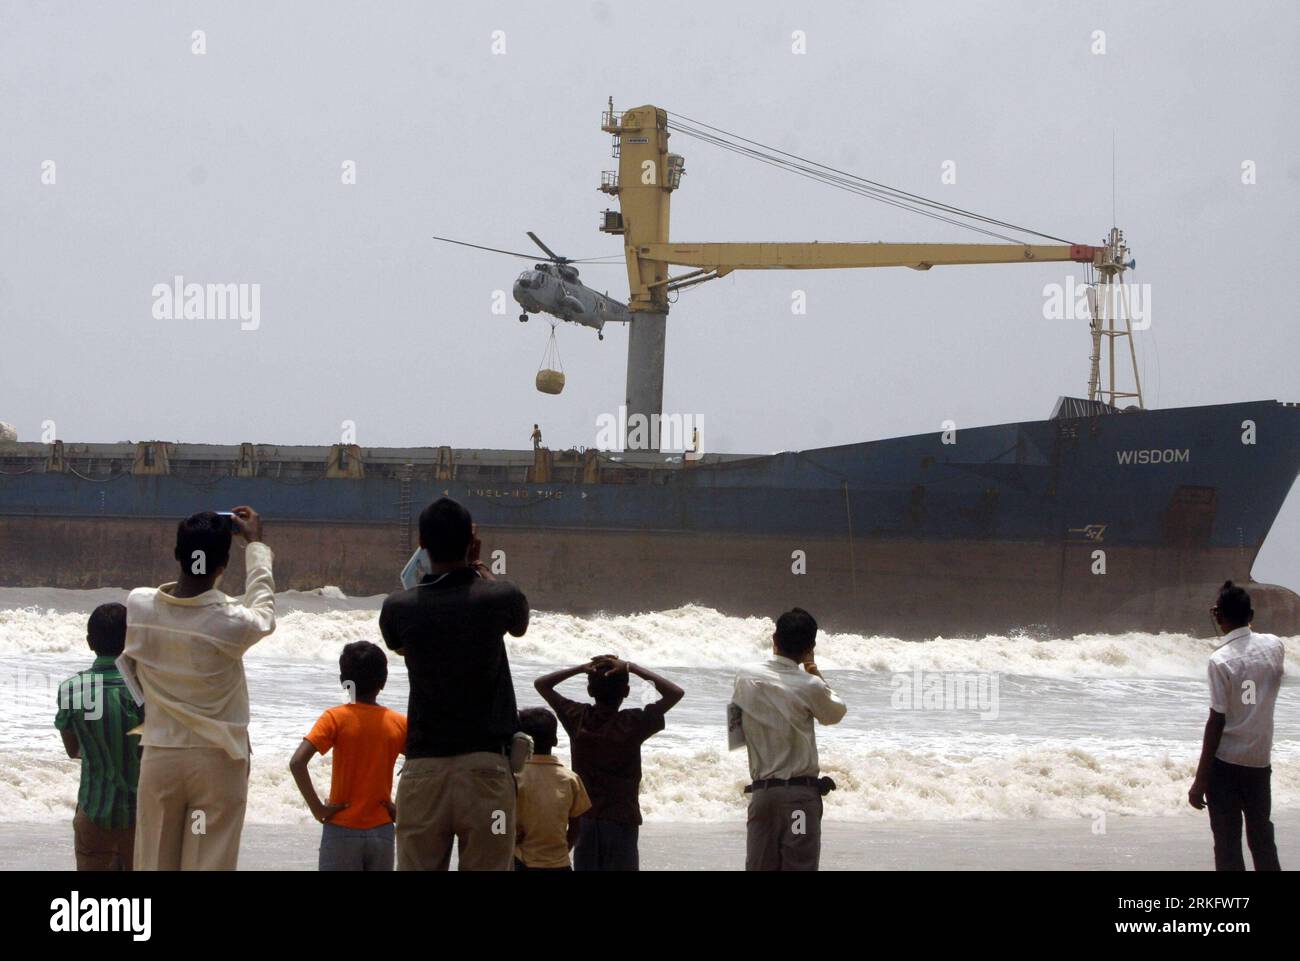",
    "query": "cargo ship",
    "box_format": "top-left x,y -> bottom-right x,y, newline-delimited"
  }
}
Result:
5,104 -> 1296,637
2,395 -> 1298,638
